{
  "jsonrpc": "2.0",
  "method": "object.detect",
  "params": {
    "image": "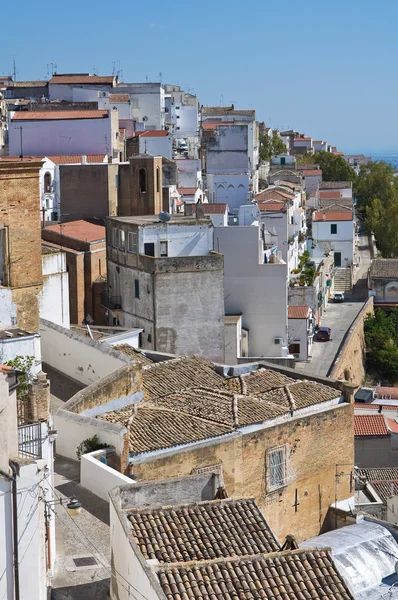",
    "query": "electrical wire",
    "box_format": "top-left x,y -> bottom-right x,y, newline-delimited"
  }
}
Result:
44,476 -> 151,600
